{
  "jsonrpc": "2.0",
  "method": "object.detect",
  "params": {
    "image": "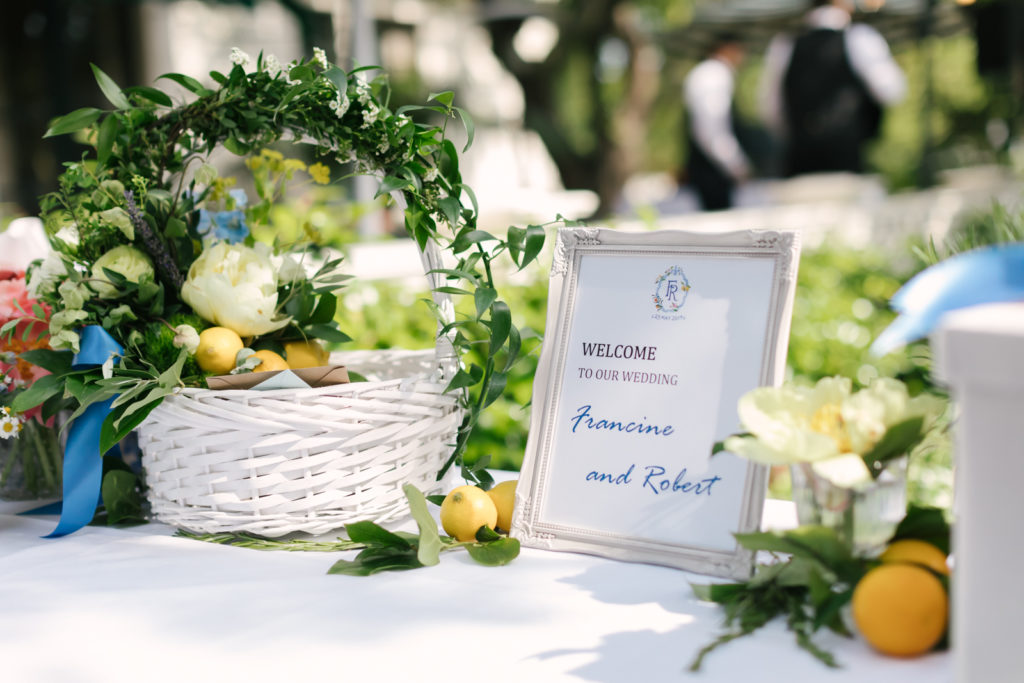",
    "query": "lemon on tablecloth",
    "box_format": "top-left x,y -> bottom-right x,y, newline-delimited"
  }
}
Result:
440,485 -> 497,542
852,563 -> 948,657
